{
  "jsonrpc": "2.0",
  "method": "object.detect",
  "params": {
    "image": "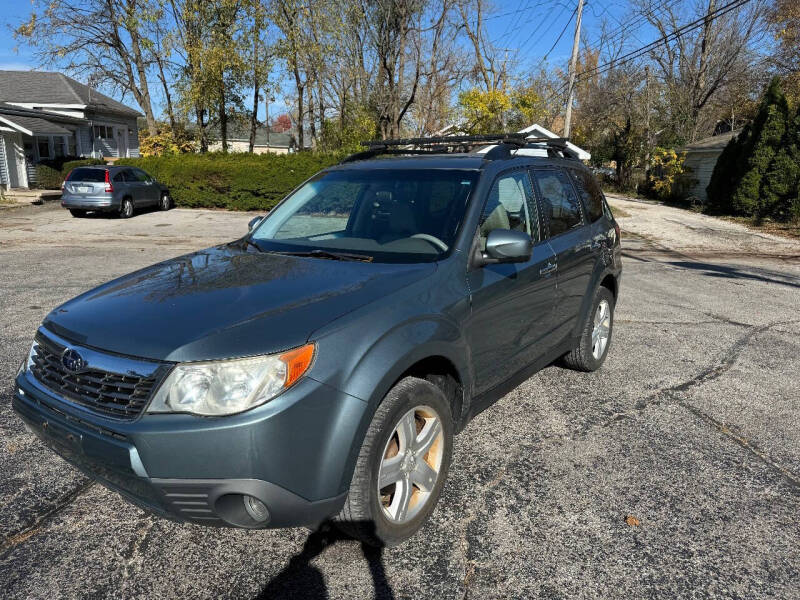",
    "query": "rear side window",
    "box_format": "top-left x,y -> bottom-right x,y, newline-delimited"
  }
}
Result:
569,168 -> 604,222
131,169 -> 151,182
112,171 -> 125,182
67,168 -> 107,182
531,169 -> 584,236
